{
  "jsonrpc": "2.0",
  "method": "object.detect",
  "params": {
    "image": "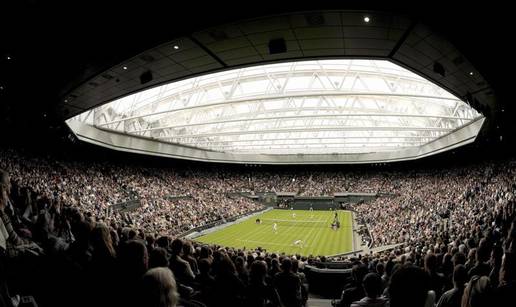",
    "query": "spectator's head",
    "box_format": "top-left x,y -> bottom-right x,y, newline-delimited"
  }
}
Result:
362,273 -> 382,299
376,262 -> 385,276
90,223 -> 116,258
200,245 -> 212,259
156,236 -> 169,249
351,264 -> 368,283
149,247 -> 169,269
249,260 -> 267,283
182,241 -> 194,257
424,253 -> 437,274
388,265 -> 430,307
219,255 -> 236,276
128,229 -> 137,240
462,275 -> 492,307
119,240 -> 149,277
453,252 -> 466,266
141,268 -> 179,307
235,256 -> 245,271
281,258 -> 292,273
170,239 -> 183,255
476,240 -> 491,263
0,169 -> 10,192
385,259 -> 395,277
452,264 -> 468,289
